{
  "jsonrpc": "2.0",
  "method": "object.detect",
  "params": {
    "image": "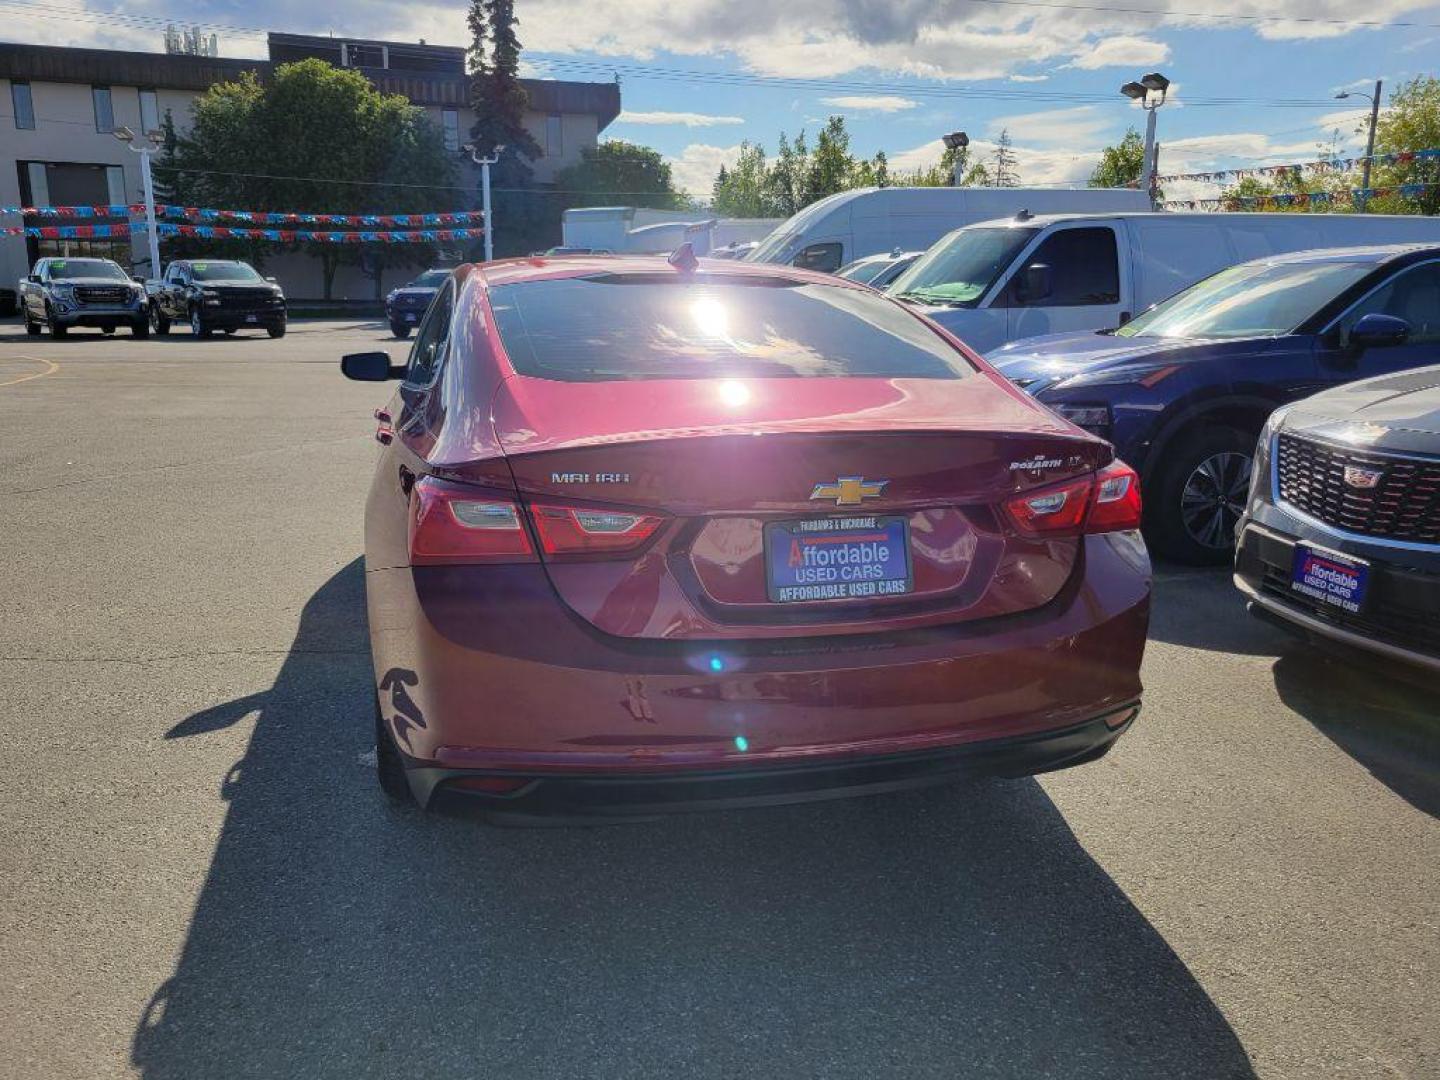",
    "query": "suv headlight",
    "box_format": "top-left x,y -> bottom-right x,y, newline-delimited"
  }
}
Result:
51,283 -> 74,300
